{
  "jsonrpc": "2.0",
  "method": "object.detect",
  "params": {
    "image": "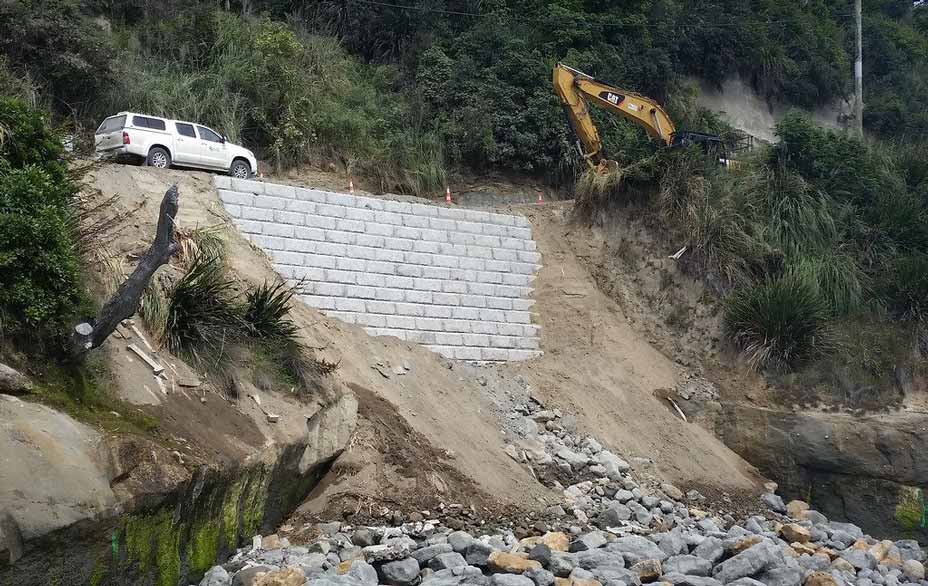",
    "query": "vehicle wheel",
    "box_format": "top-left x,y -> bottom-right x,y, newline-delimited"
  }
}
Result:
229,159 -> 251,179
145,147 -> 171,169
